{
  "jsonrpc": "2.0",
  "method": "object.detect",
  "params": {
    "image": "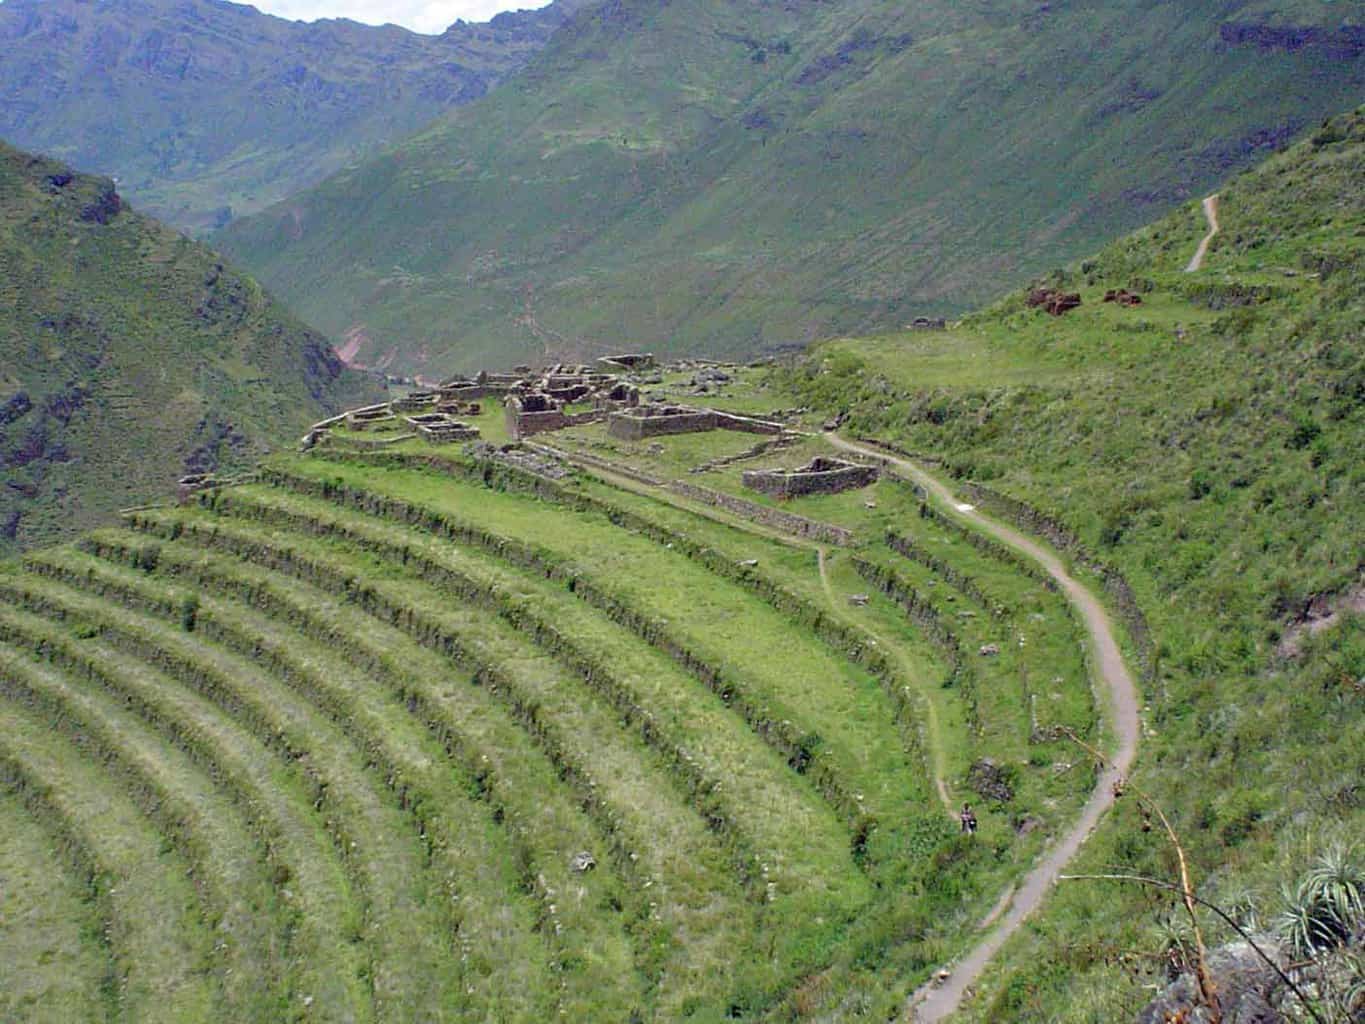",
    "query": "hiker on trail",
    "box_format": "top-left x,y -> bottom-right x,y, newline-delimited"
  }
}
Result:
960,803 -> 977,835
